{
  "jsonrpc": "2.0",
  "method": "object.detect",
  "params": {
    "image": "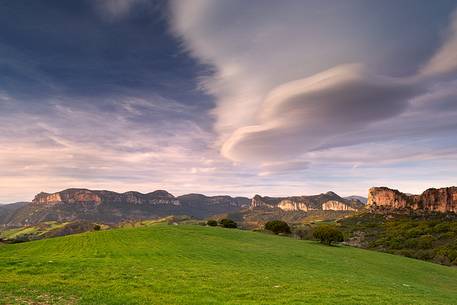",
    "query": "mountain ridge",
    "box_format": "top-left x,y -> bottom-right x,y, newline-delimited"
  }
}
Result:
1,188 -> 366,227
367,186 -> 457,213
1,188 -> 250,227
250,192 -> 365,212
